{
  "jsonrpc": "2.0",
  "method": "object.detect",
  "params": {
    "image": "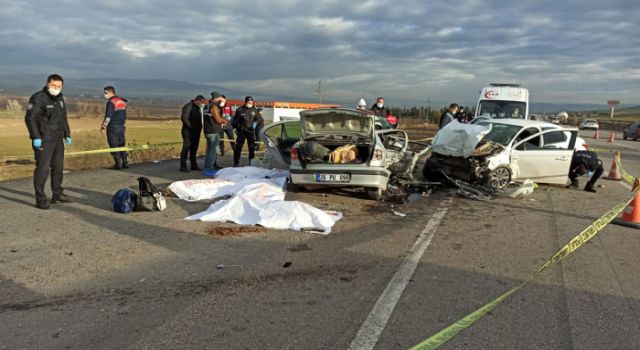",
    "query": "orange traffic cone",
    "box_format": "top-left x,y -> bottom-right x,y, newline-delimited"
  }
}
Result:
613,178 -> 640,229
608,131 -> 615,143
605,157 -> 622,181
594,129 -> 600,140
